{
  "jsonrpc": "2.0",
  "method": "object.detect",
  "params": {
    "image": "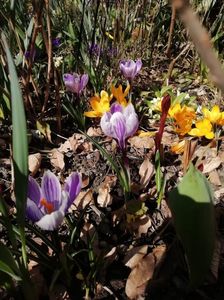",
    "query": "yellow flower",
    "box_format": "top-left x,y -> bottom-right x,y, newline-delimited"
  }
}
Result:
111,84 -> 130,106
137,130 -> 156,137
188,119 -> 214,139
168,103 -> 182,118
202,105 -> 222,124
217,112 -> 224,126
84,91 -> 112,118
171,140 -> 185,154
172,105 -> 196,136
